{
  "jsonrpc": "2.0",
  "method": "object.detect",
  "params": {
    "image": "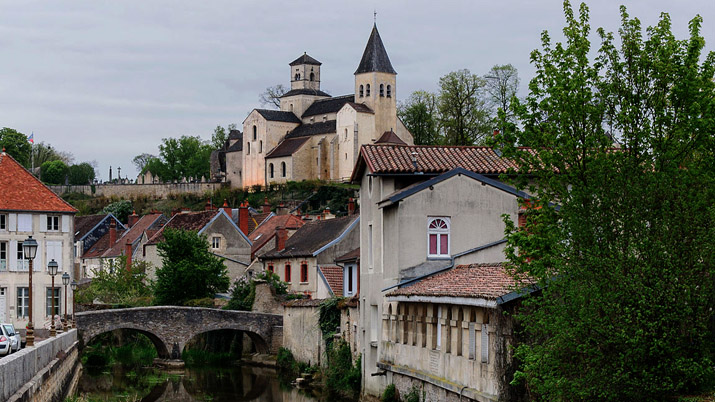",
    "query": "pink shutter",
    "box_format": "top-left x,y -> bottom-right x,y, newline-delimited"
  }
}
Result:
429,234 -> 437,255
440,234 -> 448,255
